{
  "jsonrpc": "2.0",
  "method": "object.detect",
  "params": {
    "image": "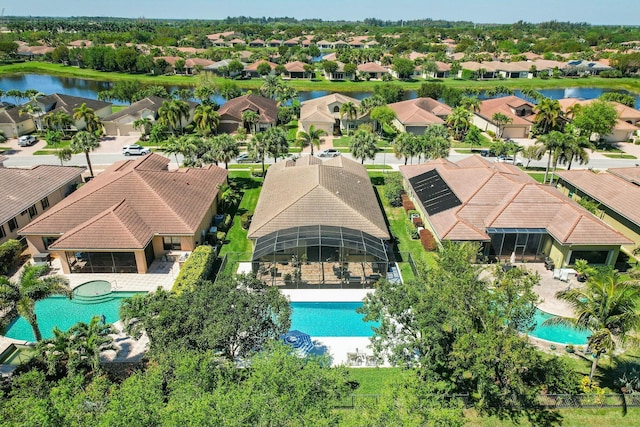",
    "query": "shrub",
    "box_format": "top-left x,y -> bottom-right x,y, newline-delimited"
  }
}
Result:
419,228 -> 438,251
384,175 -> 405,207
172,245 -> 216,293
402,194 -> 415,212
240,213 -> 252,229
219,214 -> 233,232
216,231 -> 227,242
412,216 -> 424,228
0,239 -> 22,275
486,130 -> 496,138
